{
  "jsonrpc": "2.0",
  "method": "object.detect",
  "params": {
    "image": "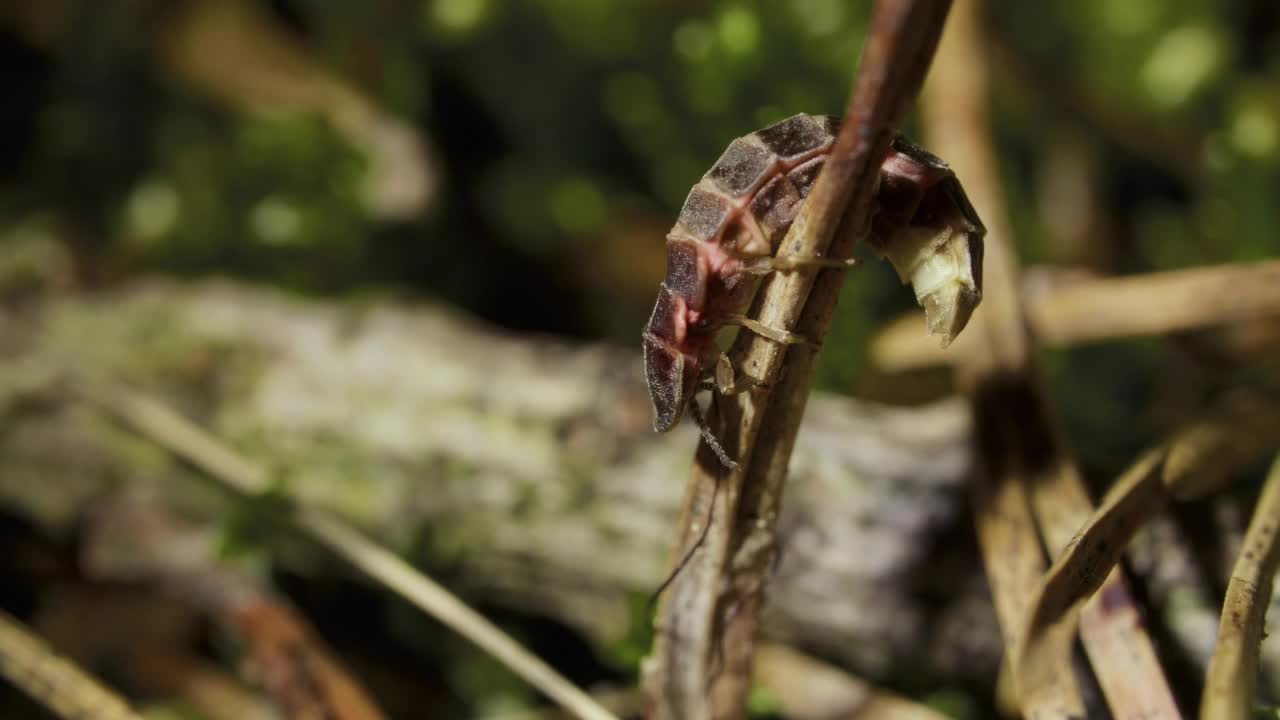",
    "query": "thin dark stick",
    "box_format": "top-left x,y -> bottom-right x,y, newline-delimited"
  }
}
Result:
645,2 -> 956,717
